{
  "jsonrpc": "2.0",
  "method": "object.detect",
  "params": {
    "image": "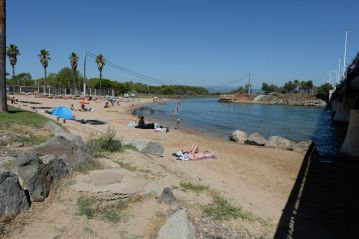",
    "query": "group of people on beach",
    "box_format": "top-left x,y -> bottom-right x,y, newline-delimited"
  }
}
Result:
134,115 -> 169,132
